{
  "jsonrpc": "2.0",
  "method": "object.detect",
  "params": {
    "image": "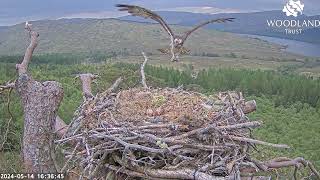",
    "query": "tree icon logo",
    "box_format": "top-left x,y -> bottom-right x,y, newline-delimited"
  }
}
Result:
282,0 -> 304,17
